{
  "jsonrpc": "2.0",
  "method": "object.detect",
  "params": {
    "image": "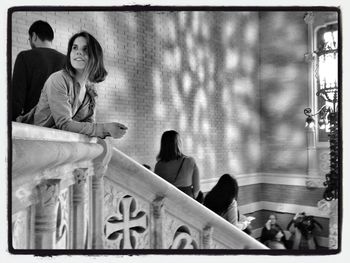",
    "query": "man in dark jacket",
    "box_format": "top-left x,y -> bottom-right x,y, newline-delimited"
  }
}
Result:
12,20 -> 66,120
